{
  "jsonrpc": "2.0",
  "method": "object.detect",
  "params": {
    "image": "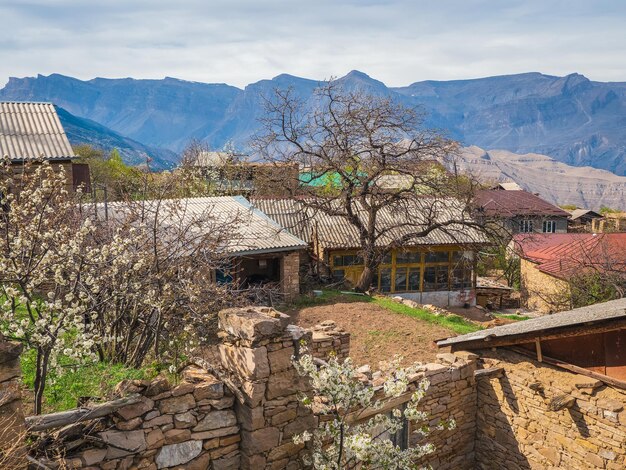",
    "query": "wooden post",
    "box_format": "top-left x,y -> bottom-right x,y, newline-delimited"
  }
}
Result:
535,339 -> 543,363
